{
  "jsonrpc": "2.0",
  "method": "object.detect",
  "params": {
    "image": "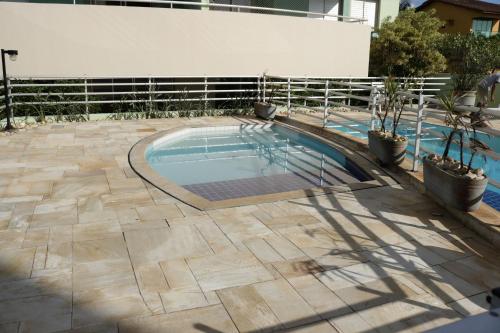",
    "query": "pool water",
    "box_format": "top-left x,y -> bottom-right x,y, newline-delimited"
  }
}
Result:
326,119 -> 500,211
146,125 -> 372,201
